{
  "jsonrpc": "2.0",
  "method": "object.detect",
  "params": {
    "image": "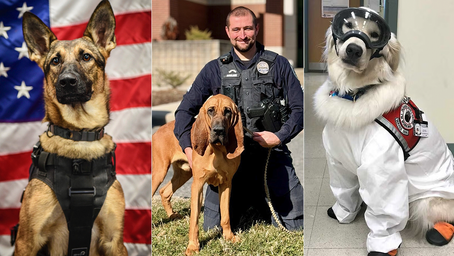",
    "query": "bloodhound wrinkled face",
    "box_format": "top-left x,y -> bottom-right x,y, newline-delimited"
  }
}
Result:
191,94 -> 244,159
206,97 -> 234,145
